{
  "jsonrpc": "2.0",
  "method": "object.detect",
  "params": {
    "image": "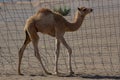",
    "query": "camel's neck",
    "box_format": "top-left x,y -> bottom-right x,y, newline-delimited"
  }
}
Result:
66,11 -> 85,32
